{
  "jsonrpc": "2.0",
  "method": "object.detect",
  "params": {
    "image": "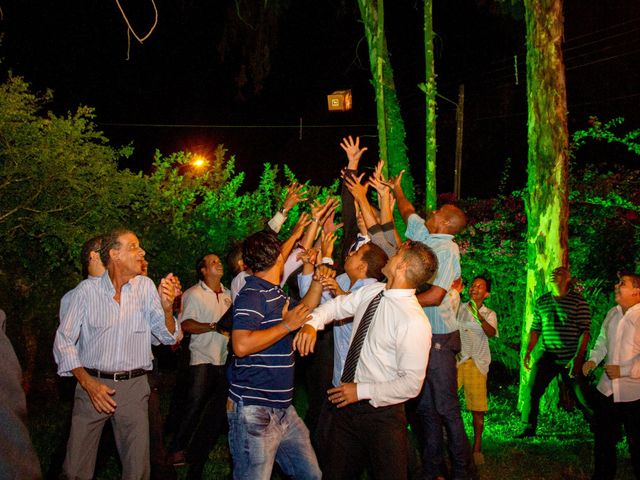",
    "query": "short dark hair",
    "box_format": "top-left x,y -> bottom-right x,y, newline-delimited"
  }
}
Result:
227,243 -> 244,275
80,235 -> 104,278
100,228 -> 134,267
196,254 -> 208,281
401,241 -> 438,288
360,243 -> 388,281
618,271 -> 640,288
473,275 -> 492,293
242,231 -> 281,273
